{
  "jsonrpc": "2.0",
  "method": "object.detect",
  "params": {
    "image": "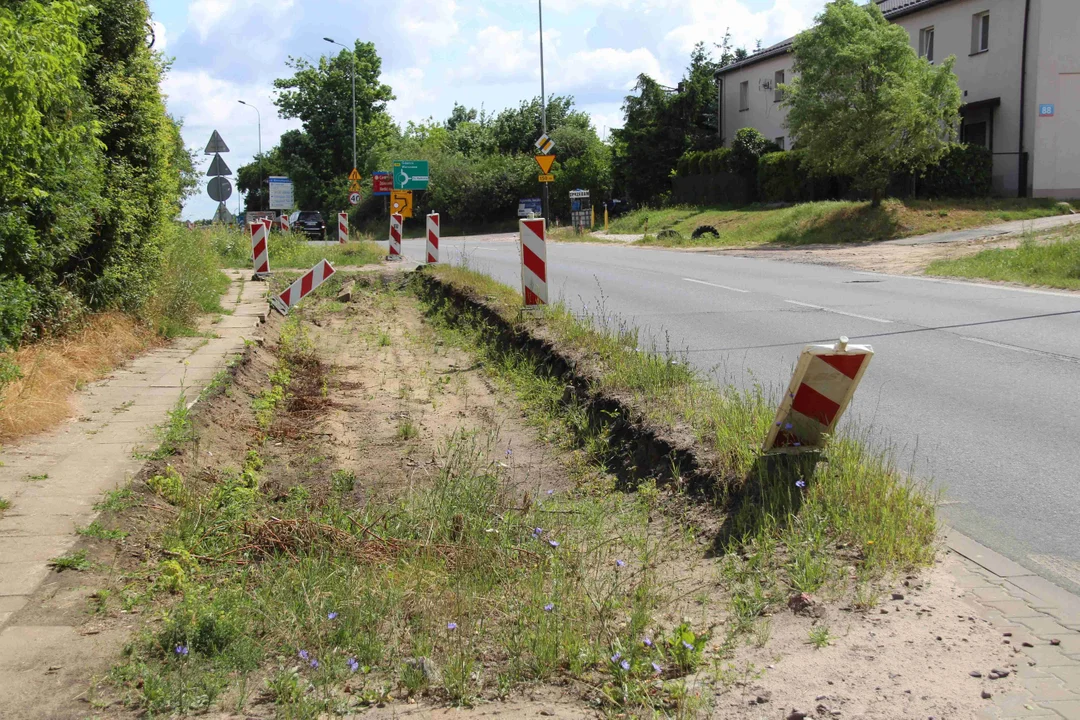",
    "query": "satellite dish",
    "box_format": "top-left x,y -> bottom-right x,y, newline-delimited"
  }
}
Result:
207,176 -> 233,202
